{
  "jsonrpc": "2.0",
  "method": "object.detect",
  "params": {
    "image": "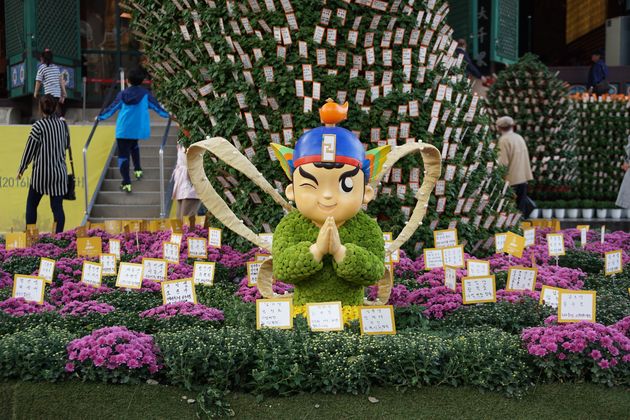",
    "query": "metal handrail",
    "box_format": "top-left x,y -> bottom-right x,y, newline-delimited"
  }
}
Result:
159,118 -> 173,218
82,69 -> 123,219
